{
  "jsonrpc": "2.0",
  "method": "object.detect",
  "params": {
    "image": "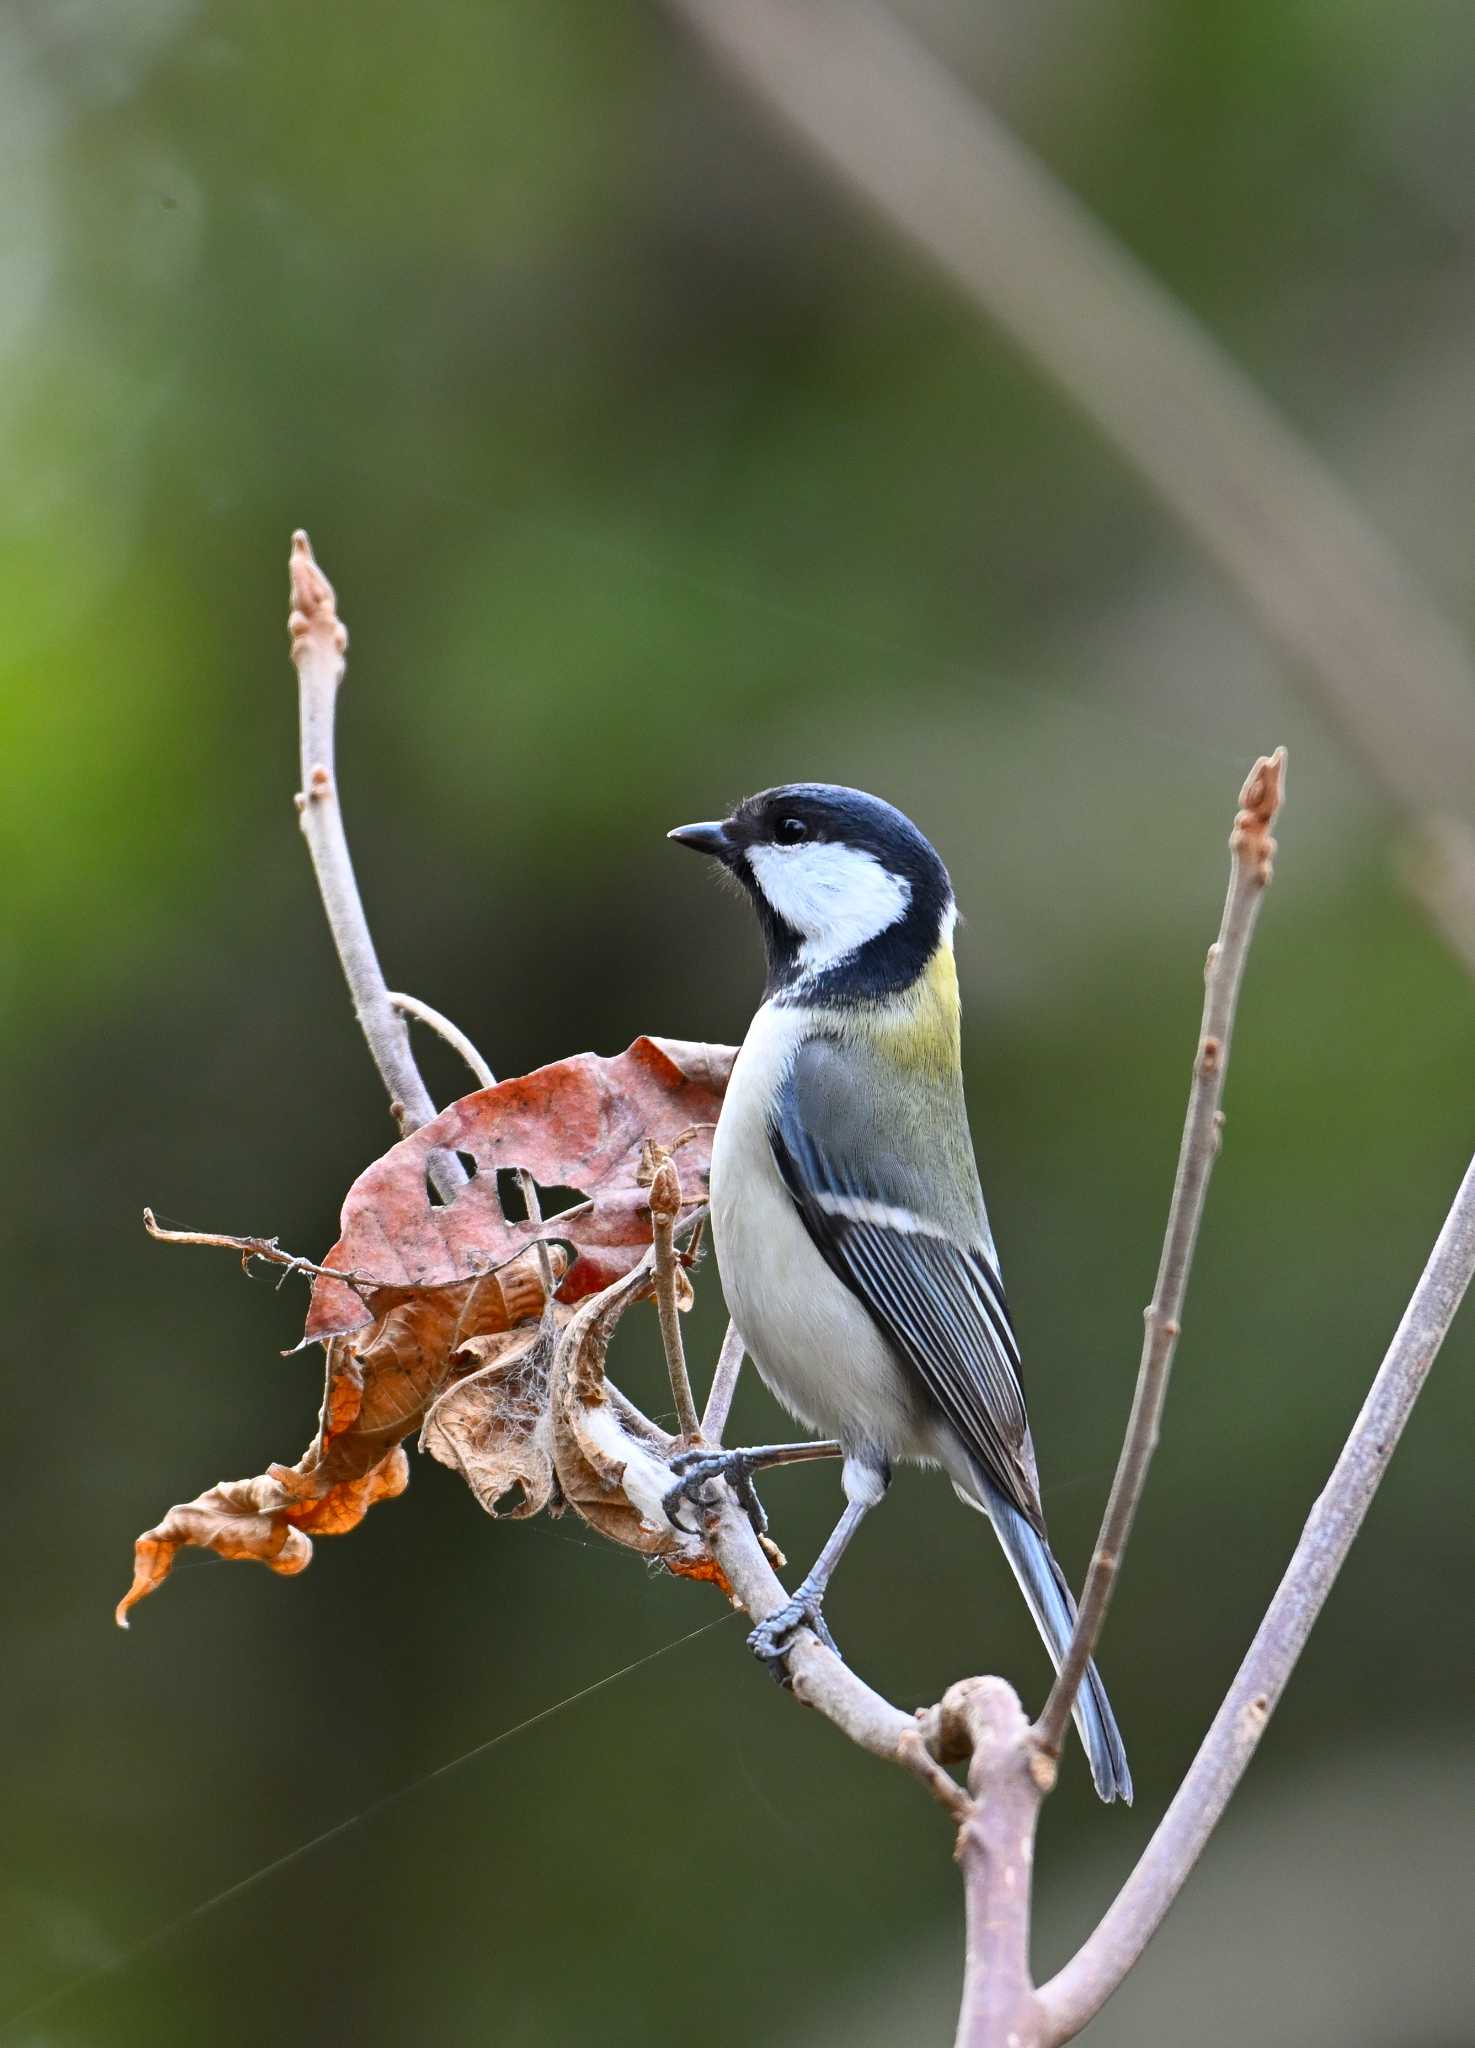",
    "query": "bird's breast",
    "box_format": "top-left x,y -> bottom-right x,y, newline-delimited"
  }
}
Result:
709,1003 -> 923,1455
